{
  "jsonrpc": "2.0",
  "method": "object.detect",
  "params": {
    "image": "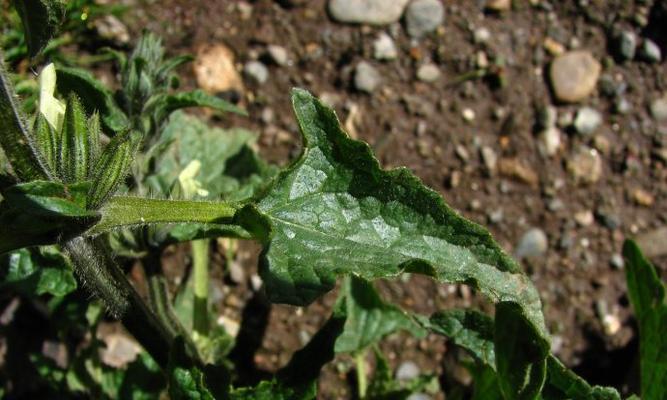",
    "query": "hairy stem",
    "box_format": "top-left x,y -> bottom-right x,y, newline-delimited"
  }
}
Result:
63,237 -> 175,367
355,351 -> 368,399
192,239 -> 209,336
89,196 -> 240,235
